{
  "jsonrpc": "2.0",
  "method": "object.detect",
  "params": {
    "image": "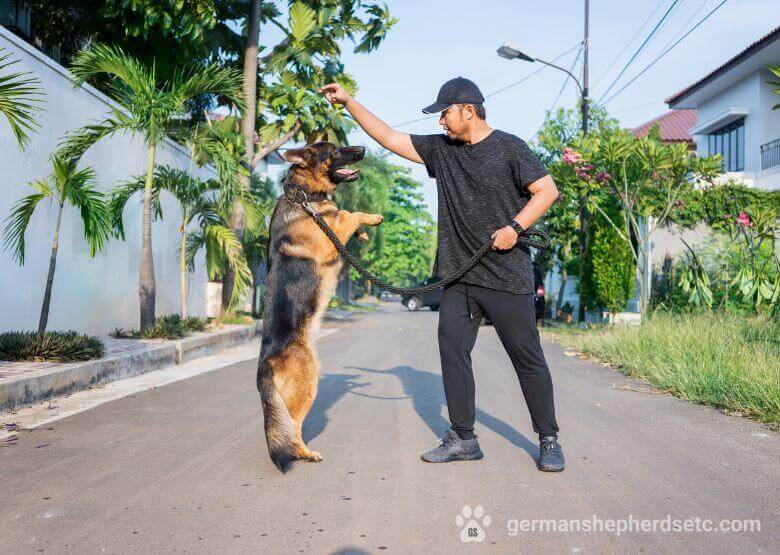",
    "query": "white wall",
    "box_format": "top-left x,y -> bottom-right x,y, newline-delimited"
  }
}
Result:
693,72 -> 761,173
0,26 -> 217,335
